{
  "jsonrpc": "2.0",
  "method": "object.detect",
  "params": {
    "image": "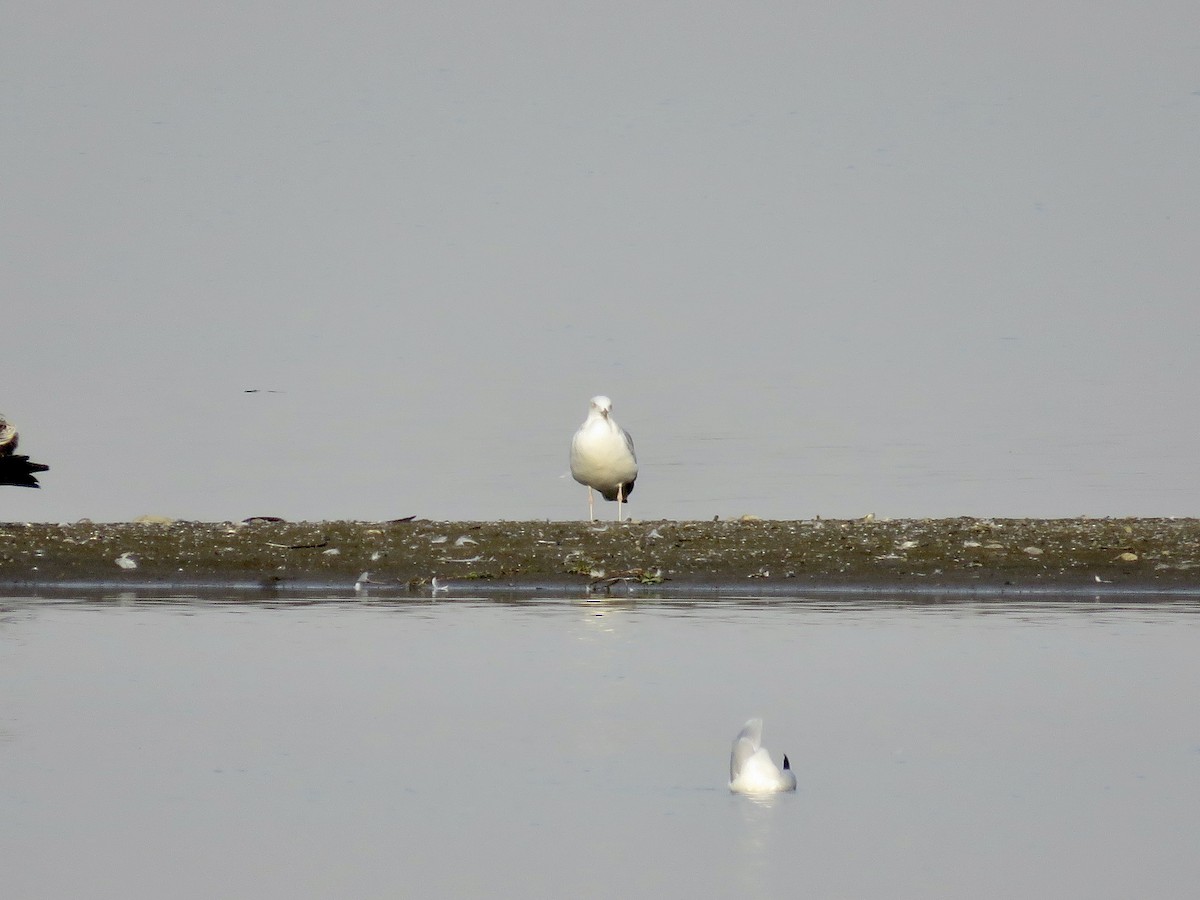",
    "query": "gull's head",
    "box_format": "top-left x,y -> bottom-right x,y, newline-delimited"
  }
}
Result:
589,395 -> 613,418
